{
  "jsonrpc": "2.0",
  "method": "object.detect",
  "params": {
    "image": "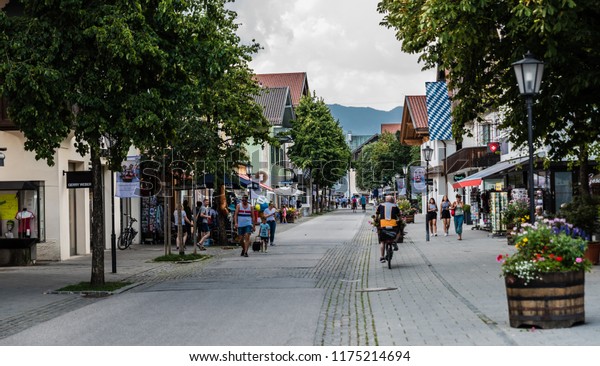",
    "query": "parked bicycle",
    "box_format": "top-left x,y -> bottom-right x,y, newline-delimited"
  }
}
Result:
117,214 -> 138,250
